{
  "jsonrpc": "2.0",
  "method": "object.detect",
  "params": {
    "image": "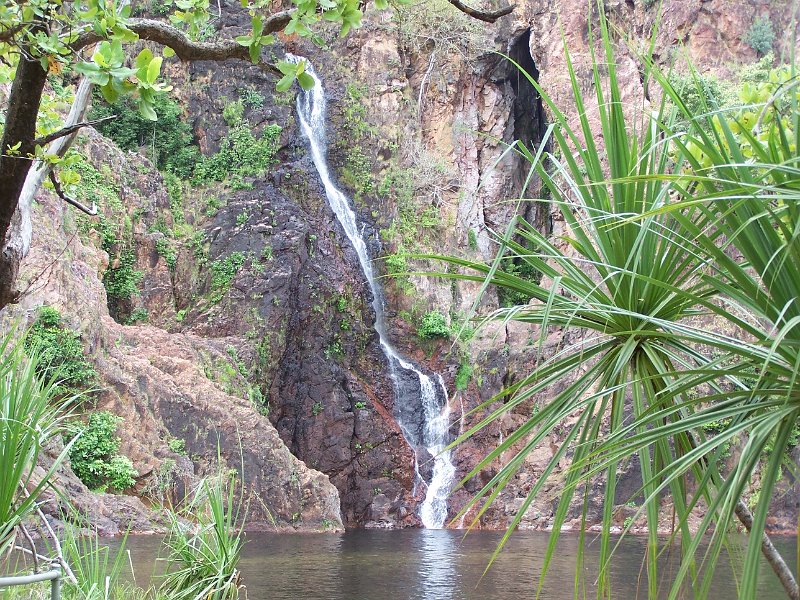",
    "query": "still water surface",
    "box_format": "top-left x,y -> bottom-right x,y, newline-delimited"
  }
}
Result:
117,529 -> 796,599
